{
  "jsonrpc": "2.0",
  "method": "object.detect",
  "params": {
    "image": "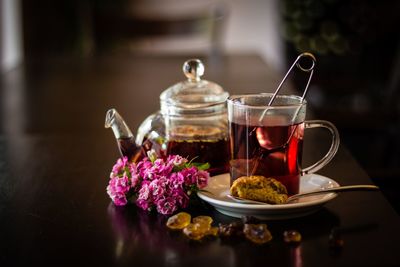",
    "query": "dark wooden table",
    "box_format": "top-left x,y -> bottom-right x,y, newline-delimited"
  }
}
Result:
0,54 -> 399,267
